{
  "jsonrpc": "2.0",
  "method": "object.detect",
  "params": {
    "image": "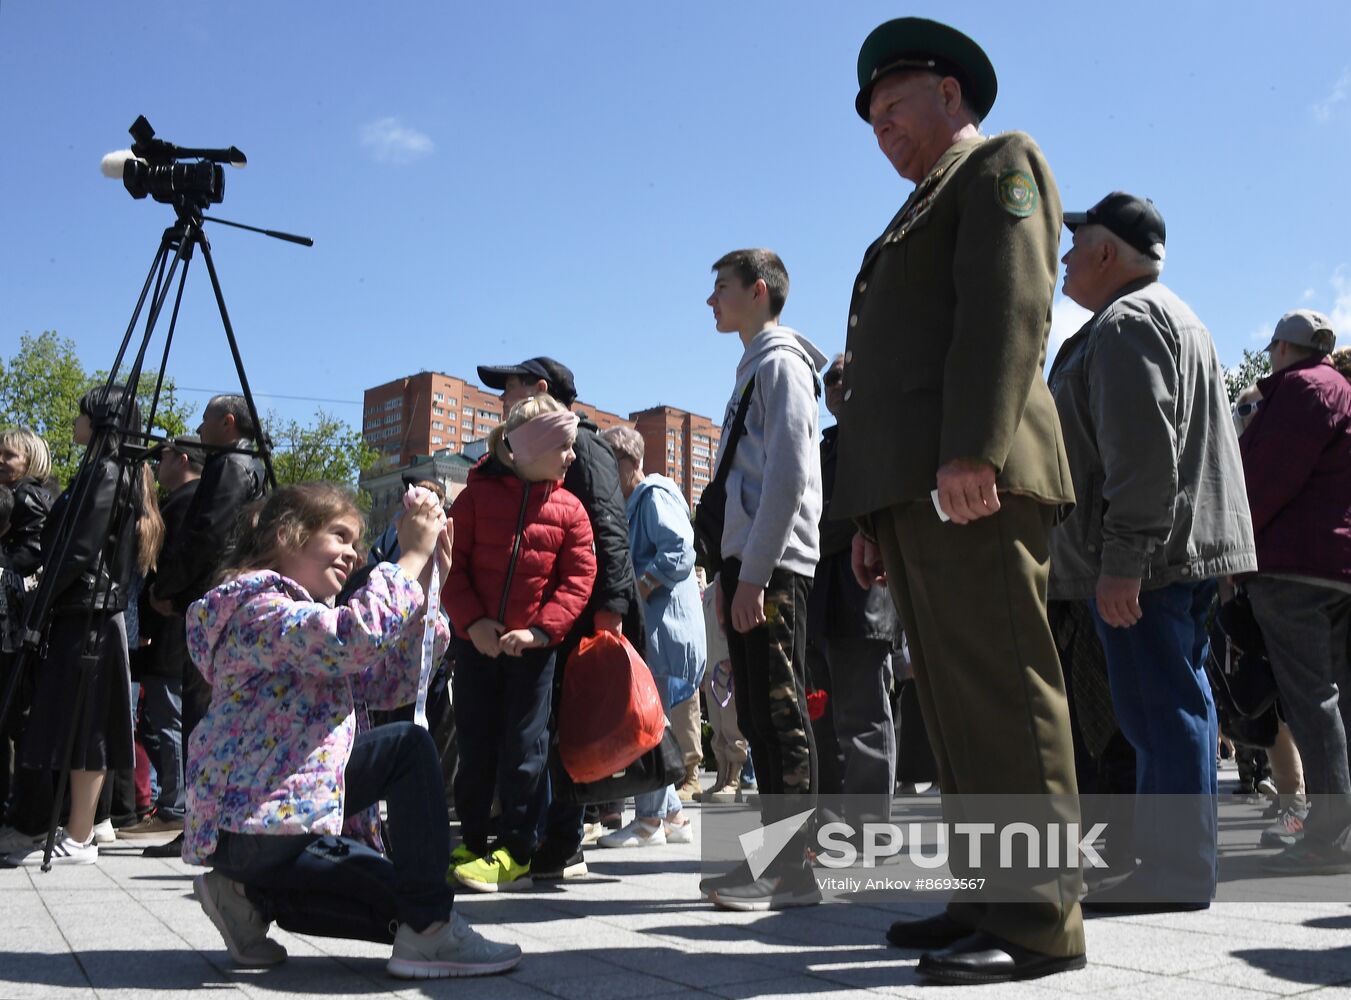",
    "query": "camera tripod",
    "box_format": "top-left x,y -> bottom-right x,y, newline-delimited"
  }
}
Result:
0,123 -> 309,870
